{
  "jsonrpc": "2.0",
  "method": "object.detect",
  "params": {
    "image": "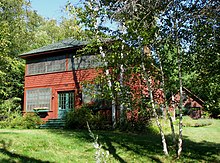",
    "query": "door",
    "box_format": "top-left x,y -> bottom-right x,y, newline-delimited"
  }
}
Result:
58,91 -> 74,119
